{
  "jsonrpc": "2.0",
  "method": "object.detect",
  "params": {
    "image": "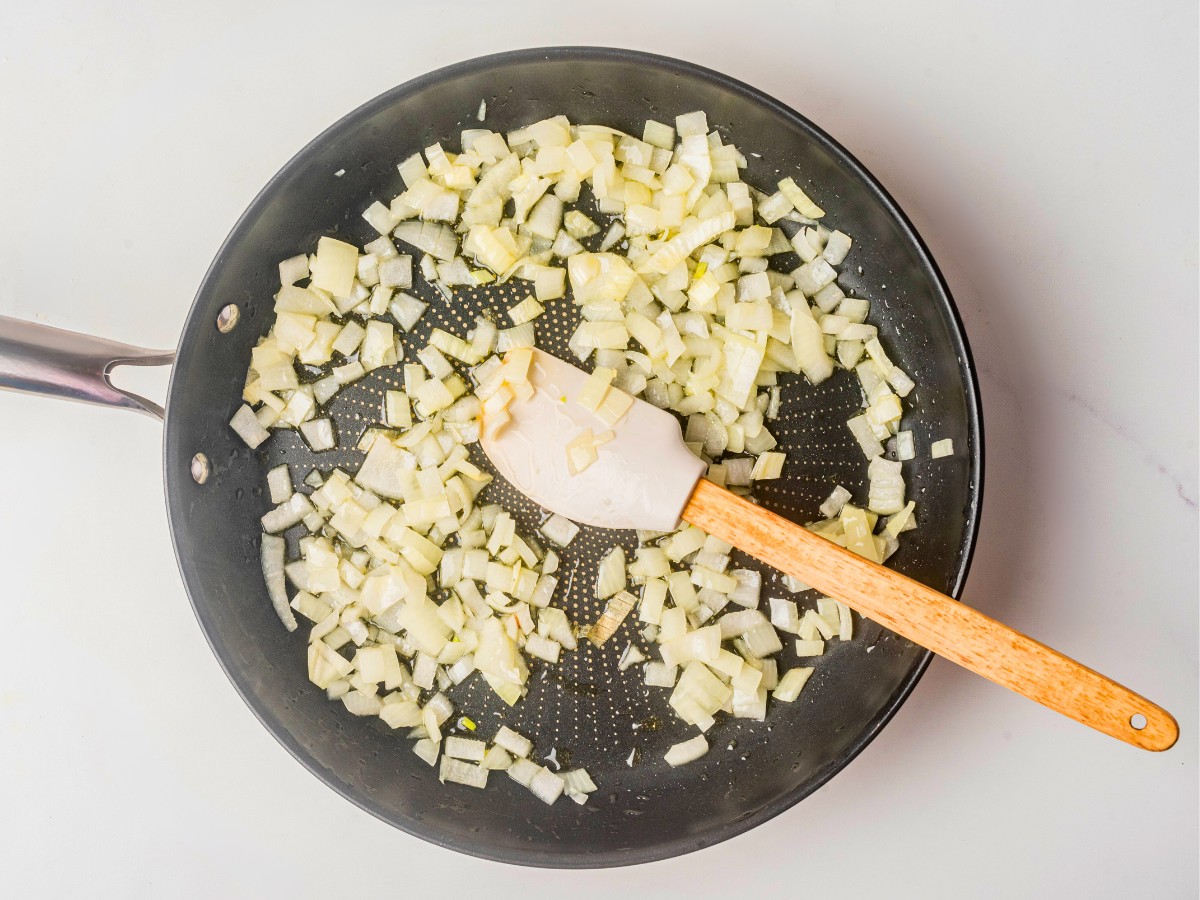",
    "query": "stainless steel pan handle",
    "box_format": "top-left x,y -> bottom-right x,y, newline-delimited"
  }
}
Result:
0,316 -> 175,420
